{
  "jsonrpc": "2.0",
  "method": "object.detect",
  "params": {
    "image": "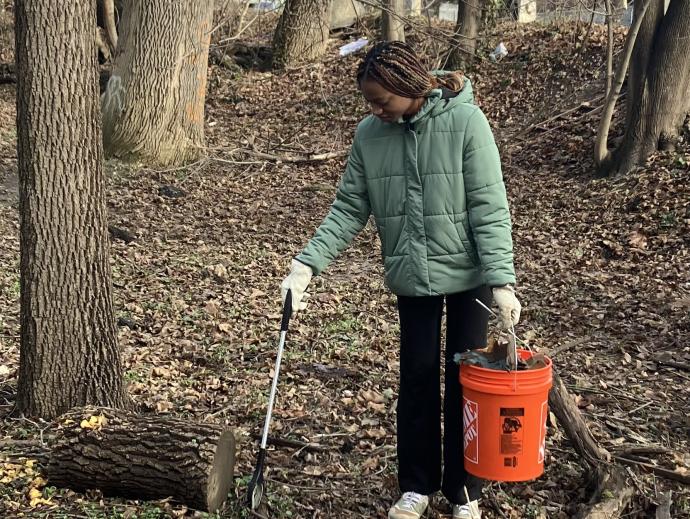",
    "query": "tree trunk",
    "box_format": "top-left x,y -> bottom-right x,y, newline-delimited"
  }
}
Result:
382,0 -> 405,42
100,0 -> 119,53
14,0 -> 128,419
603,0 -> 690,176
101,0 -> 214,167
594,0 -> 651,167
46,407 -> 236,512
272,0 -> 330,69
447,0 -> 481,70
626,0 -> 665,125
